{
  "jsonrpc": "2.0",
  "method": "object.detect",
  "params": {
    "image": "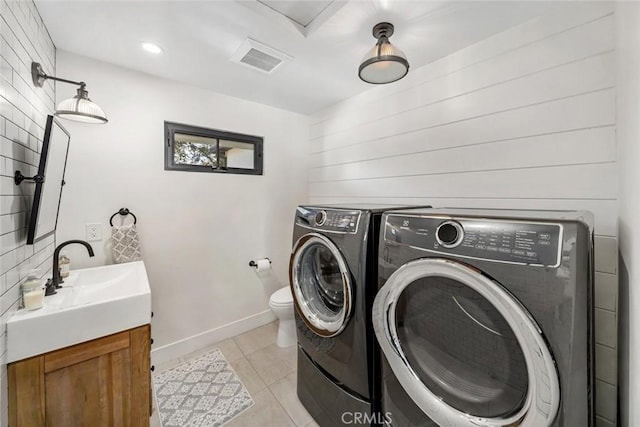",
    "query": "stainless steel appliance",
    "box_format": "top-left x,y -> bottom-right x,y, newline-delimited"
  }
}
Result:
373,208 -> 594,427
